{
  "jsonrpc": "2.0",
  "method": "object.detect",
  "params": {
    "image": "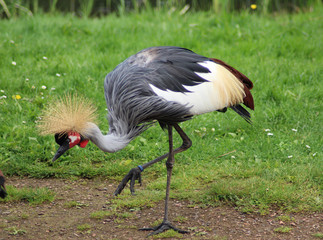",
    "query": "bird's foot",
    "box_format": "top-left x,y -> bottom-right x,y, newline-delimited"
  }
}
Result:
140,220 -> 188,236
114,166 -> 142,196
